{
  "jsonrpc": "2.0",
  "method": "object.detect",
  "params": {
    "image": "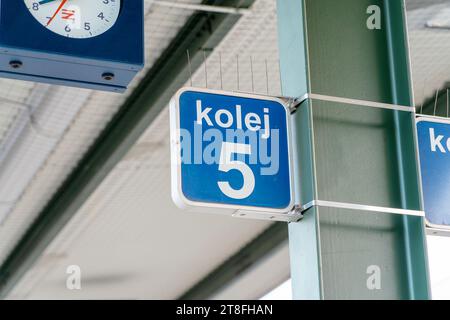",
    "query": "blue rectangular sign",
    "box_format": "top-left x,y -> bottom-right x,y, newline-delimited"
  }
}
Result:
170,88 -> 294,217
417,117 -> 450,228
